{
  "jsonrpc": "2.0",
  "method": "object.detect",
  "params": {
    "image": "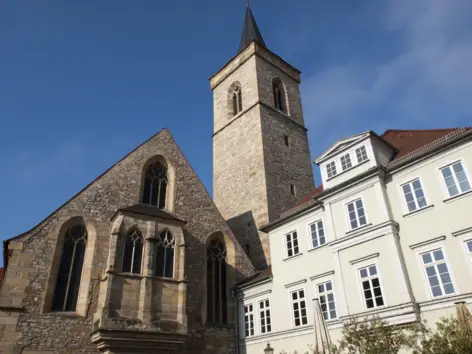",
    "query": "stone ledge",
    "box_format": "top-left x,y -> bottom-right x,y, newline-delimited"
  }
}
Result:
90,328 -> 188,353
